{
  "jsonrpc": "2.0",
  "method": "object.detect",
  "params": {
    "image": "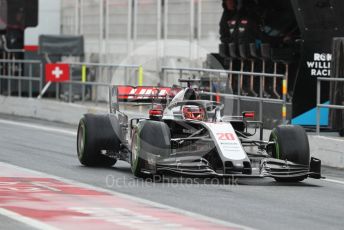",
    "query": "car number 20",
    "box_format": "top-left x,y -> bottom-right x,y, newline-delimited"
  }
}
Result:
216,133 -> 235,141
